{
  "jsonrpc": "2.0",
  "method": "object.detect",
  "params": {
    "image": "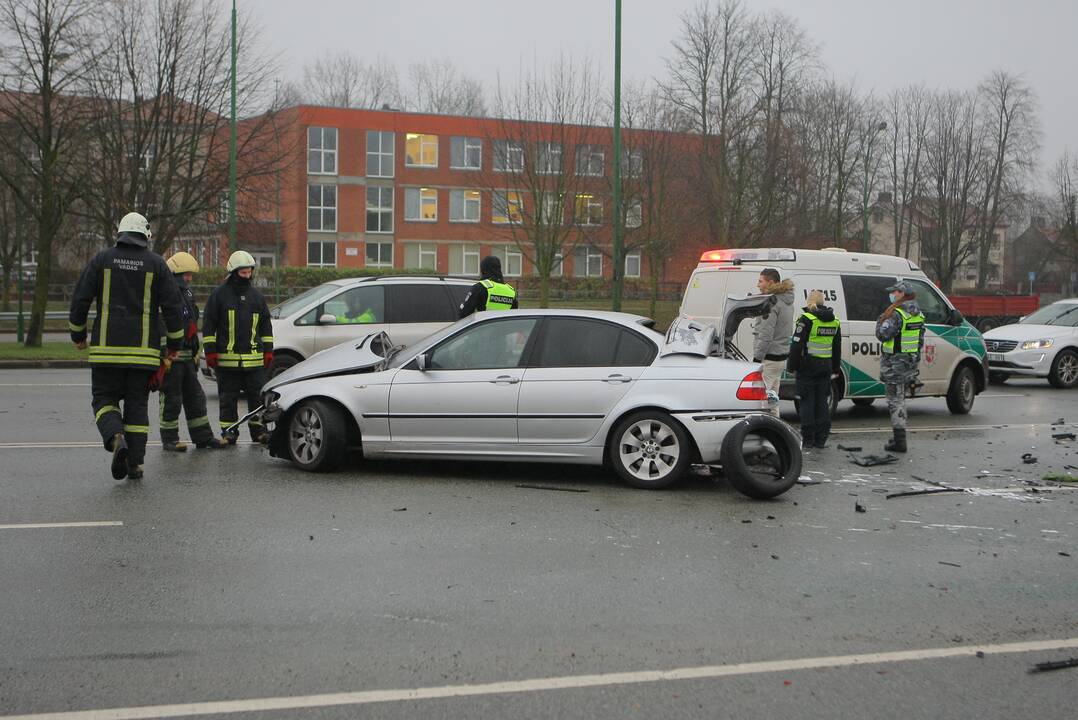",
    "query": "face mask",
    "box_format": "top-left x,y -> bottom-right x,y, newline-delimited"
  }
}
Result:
888,293 -> 898,304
